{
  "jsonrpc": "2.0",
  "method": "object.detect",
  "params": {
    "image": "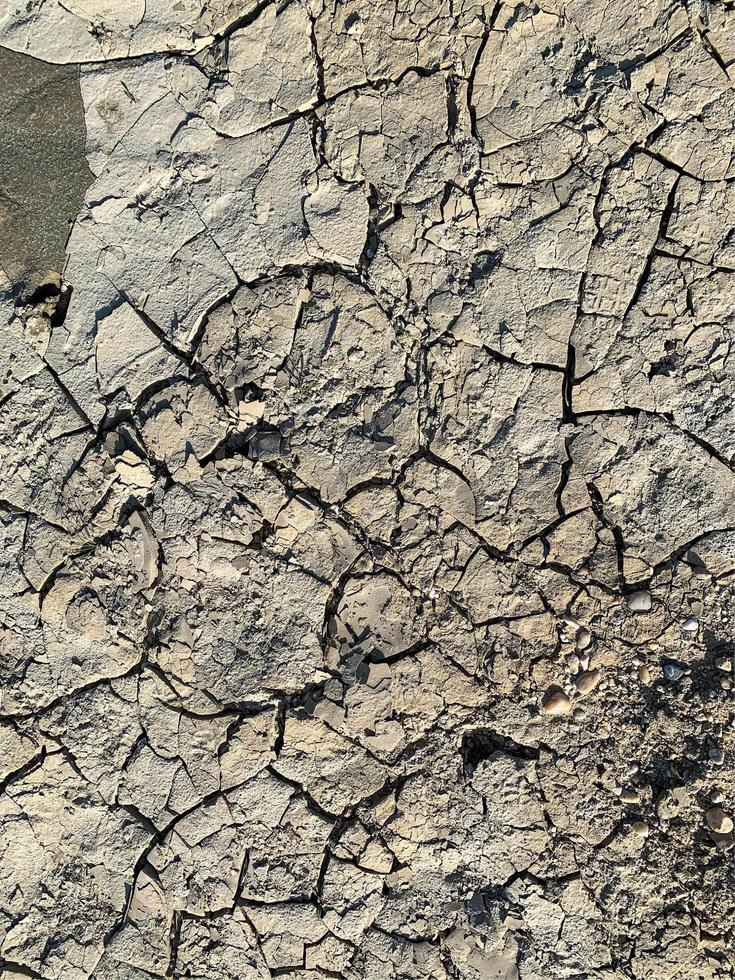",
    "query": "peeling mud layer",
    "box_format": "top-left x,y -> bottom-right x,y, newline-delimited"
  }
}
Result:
1,1 -> 735,978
